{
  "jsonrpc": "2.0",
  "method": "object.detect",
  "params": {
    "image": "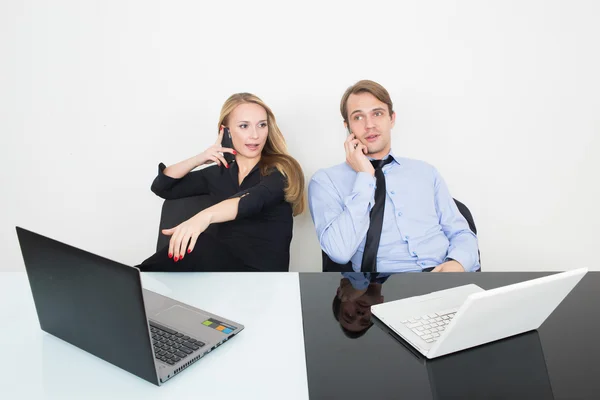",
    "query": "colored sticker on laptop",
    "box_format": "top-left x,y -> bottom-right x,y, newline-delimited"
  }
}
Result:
202,318 -> 236,333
